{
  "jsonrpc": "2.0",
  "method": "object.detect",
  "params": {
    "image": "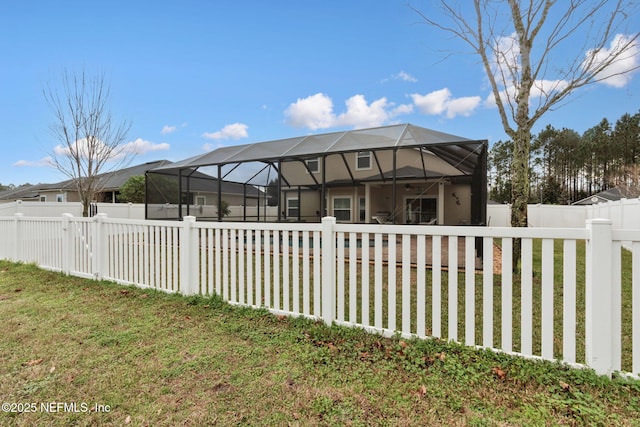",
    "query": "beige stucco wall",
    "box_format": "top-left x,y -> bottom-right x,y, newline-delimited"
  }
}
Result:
280,148 -> 463,185
442,184 -> 472,225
